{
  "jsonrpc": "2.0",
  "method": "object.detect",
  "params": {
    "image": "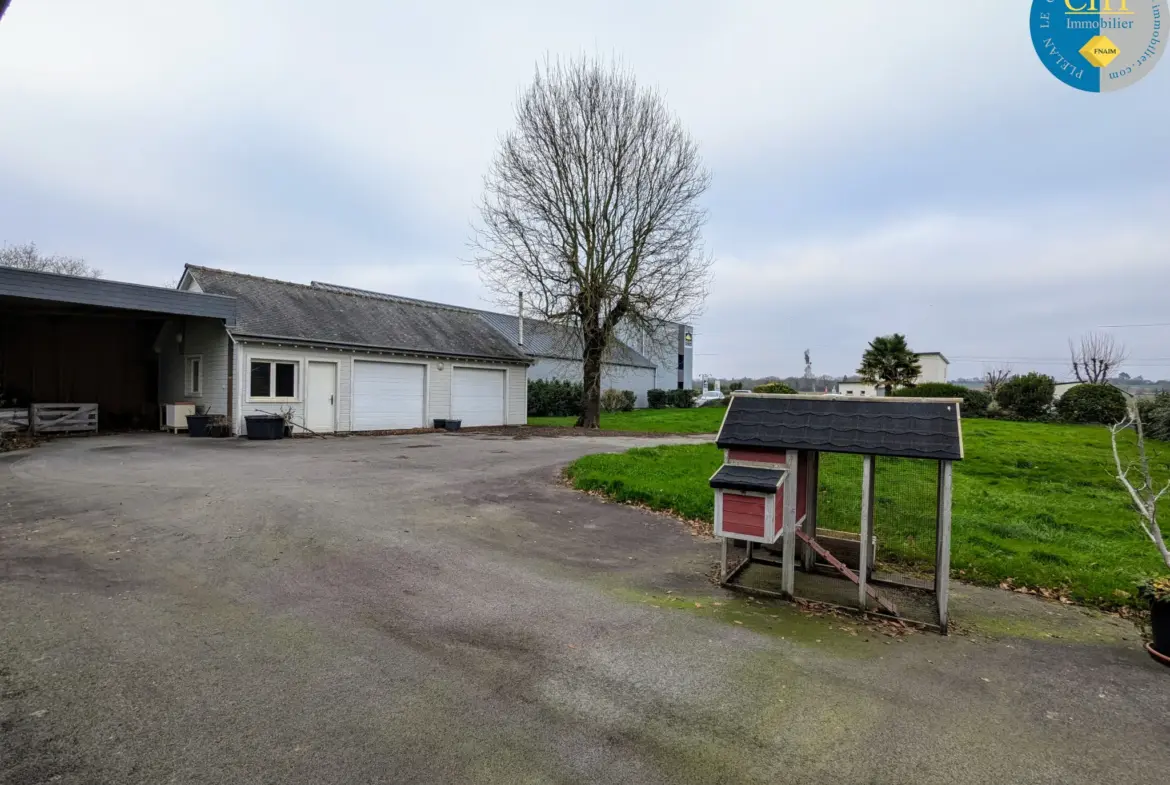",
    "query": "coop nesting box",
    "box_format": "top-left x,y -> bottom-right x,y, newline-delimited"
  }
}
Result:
709,451 -> 809,544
